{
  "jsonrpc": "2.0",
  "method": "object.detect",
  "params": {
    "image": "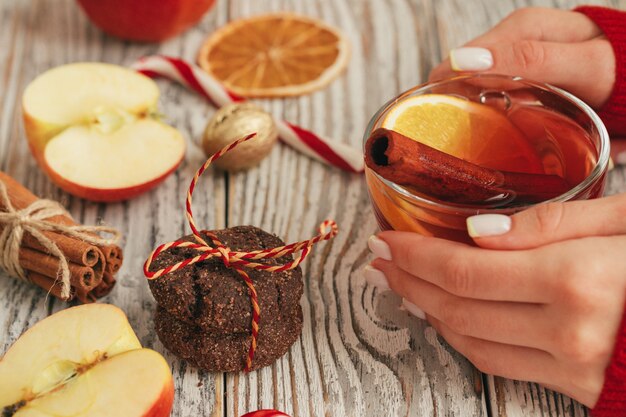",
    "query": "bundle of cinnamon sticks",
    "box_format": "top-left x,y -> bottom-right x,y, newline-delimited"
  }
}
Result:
0,172 -> 123,303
